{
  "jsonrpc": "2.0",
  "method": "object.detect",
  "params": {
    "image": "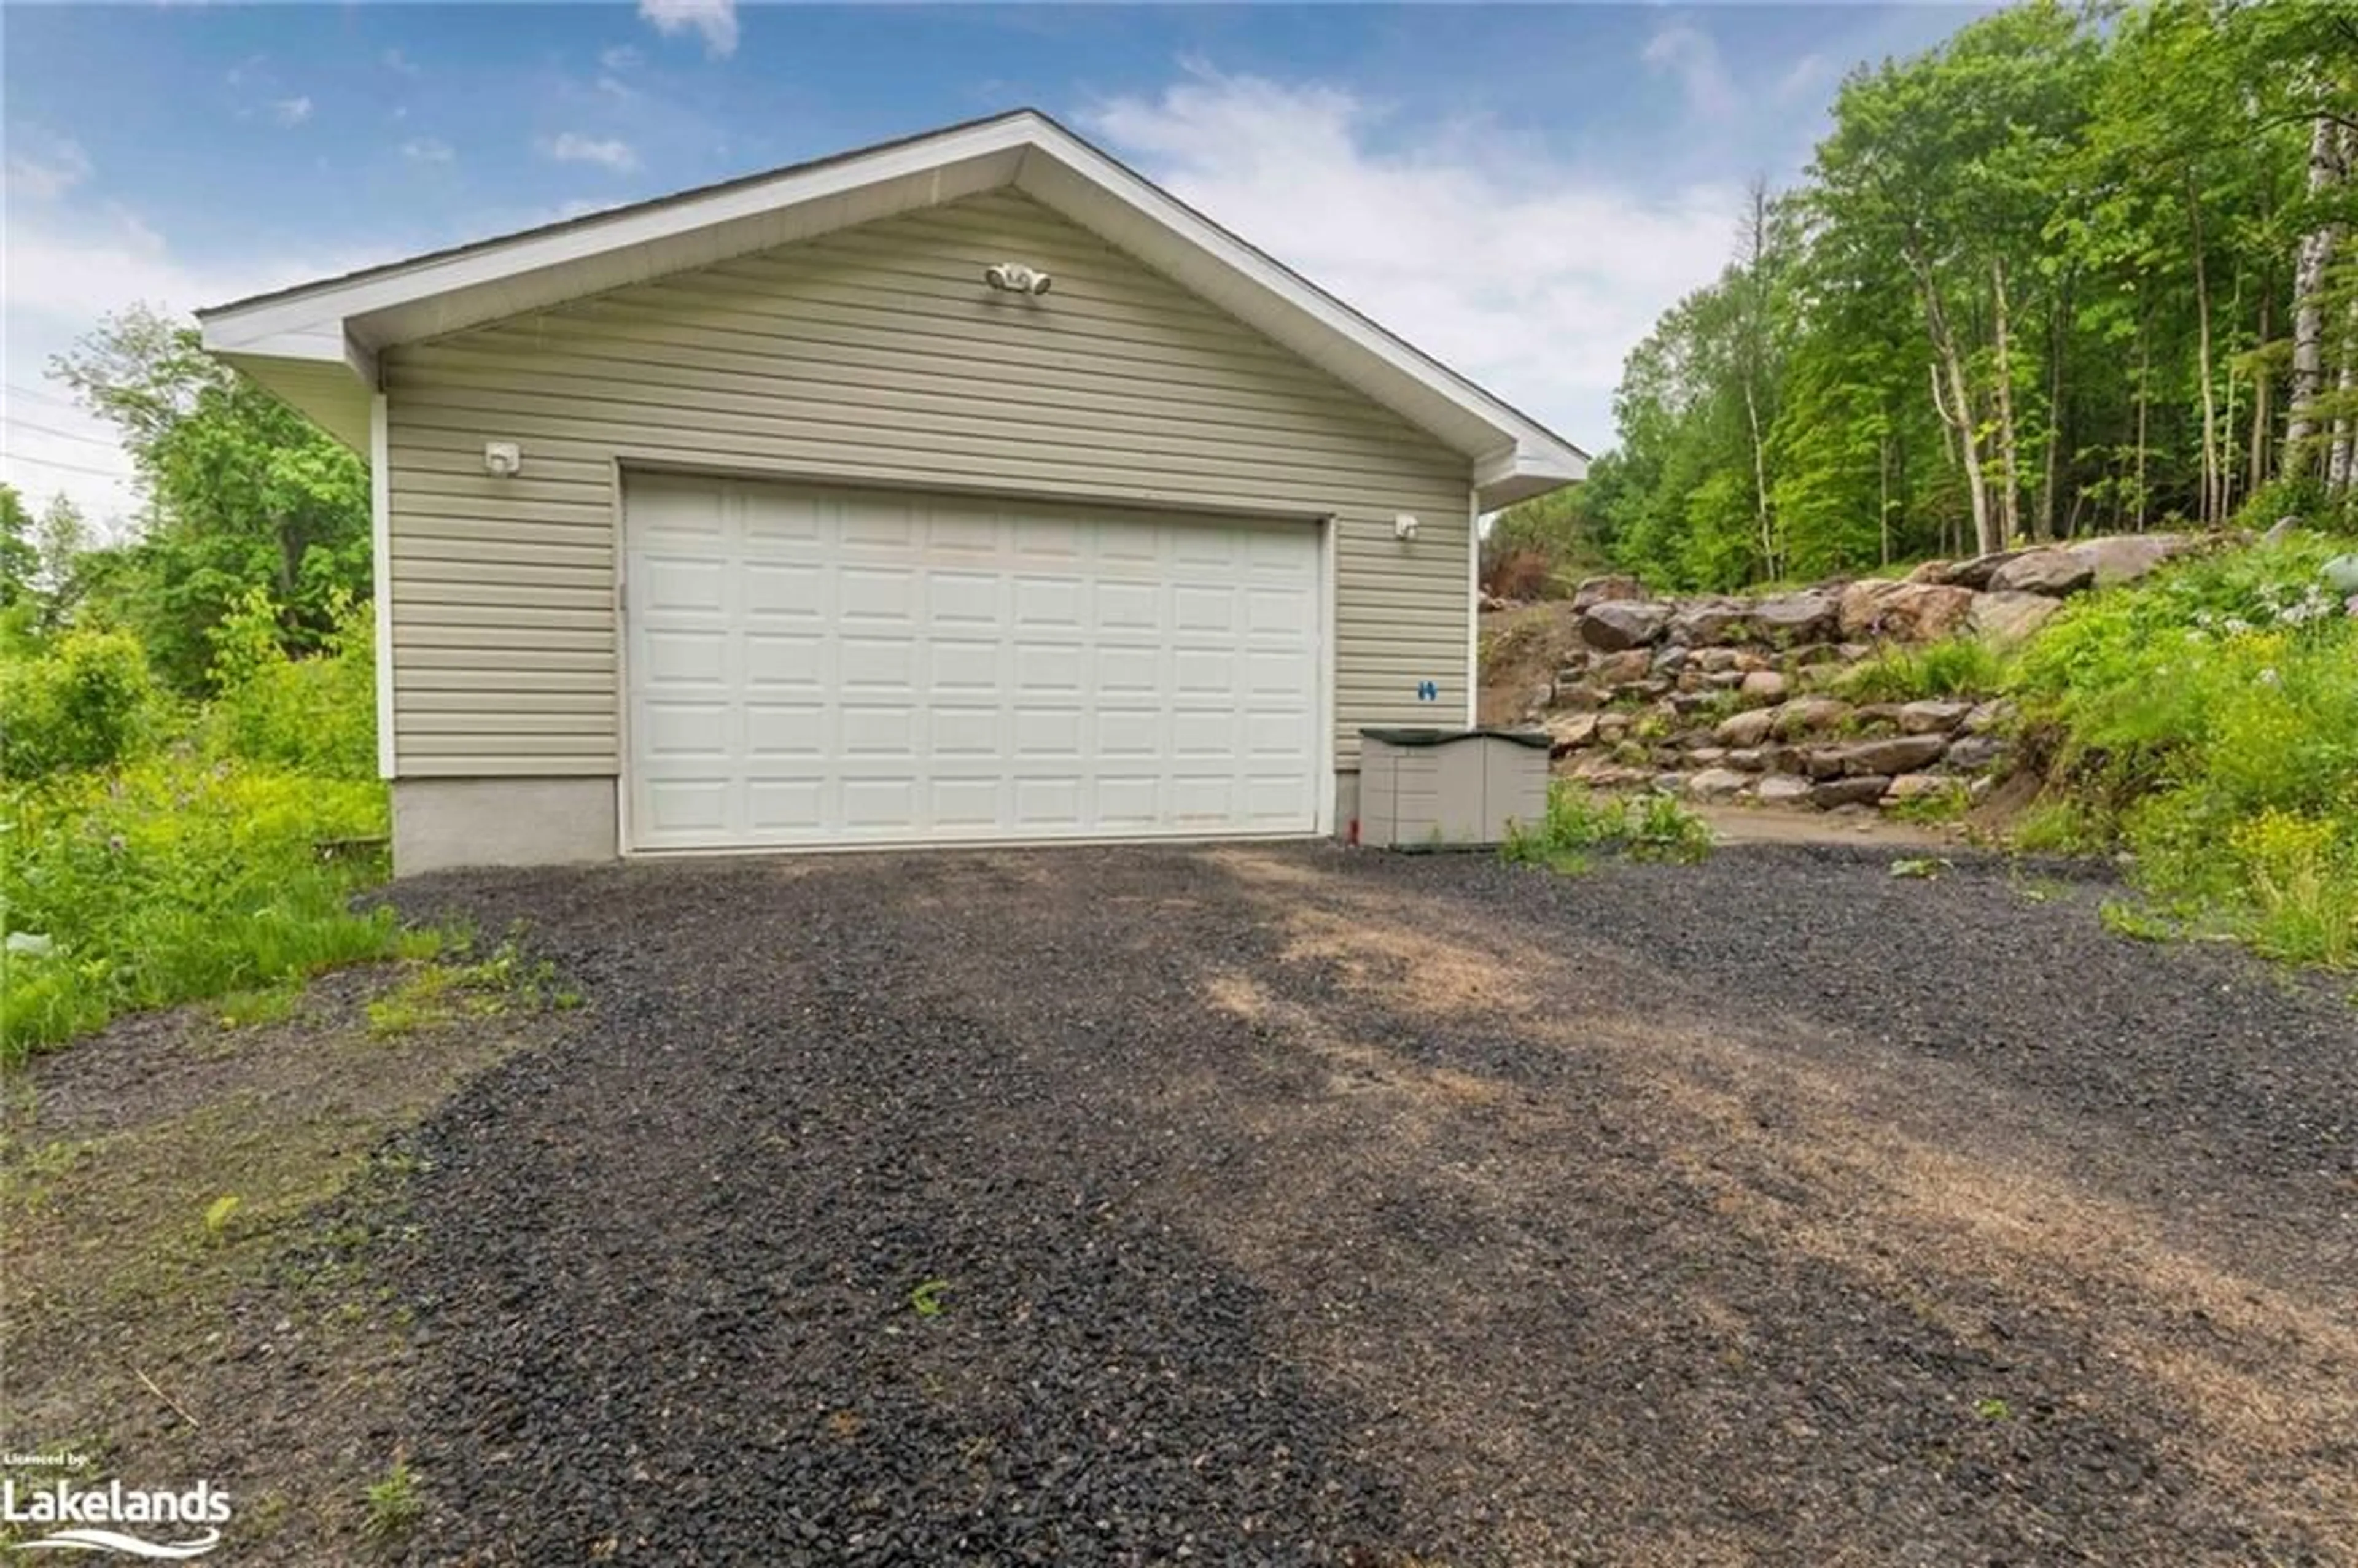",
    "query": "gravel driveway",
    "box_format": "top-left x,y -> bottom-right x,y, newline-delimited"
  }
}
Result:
383,843 -> 2357,1566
